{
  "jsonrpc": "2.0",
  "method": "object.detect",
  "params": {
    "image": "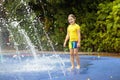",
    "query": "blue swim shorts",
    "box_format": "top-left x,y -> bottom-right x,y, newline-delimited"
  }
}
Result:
69,41 -> 77,49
